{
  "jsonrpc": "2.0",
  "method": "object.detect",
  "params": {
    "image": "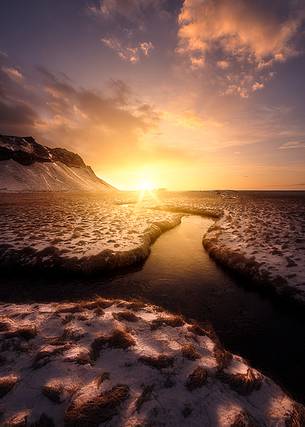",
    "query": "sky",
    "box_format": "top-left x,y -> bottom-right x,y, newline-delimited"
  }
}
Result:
1,0 -> 305,190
